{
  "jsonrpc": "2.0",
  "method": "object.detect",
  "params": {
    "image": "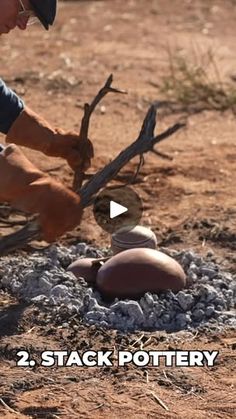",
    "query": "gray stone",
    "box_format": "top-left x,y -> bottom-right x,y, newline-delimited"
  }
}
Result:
144,292 -> 154,307
200,267 -> 217,279
177,292 -> 194,311
192,309 -> 205,321
205,306 -> 215,317
175,313 -> 190,328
